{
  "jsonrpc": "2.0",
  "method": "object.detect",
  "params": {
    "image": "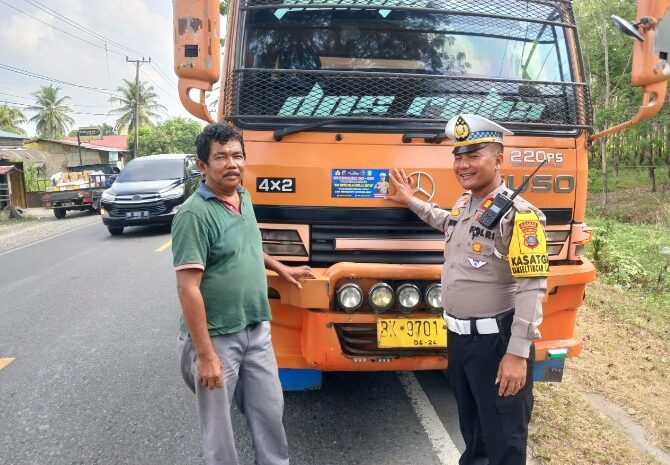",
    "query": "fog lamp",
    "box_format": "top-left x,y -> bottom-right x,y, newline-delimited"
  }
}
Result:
397,284 -> 420,313
425,284 -> 442,313
369,283 -> 394,312
336,283 -> 363,313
